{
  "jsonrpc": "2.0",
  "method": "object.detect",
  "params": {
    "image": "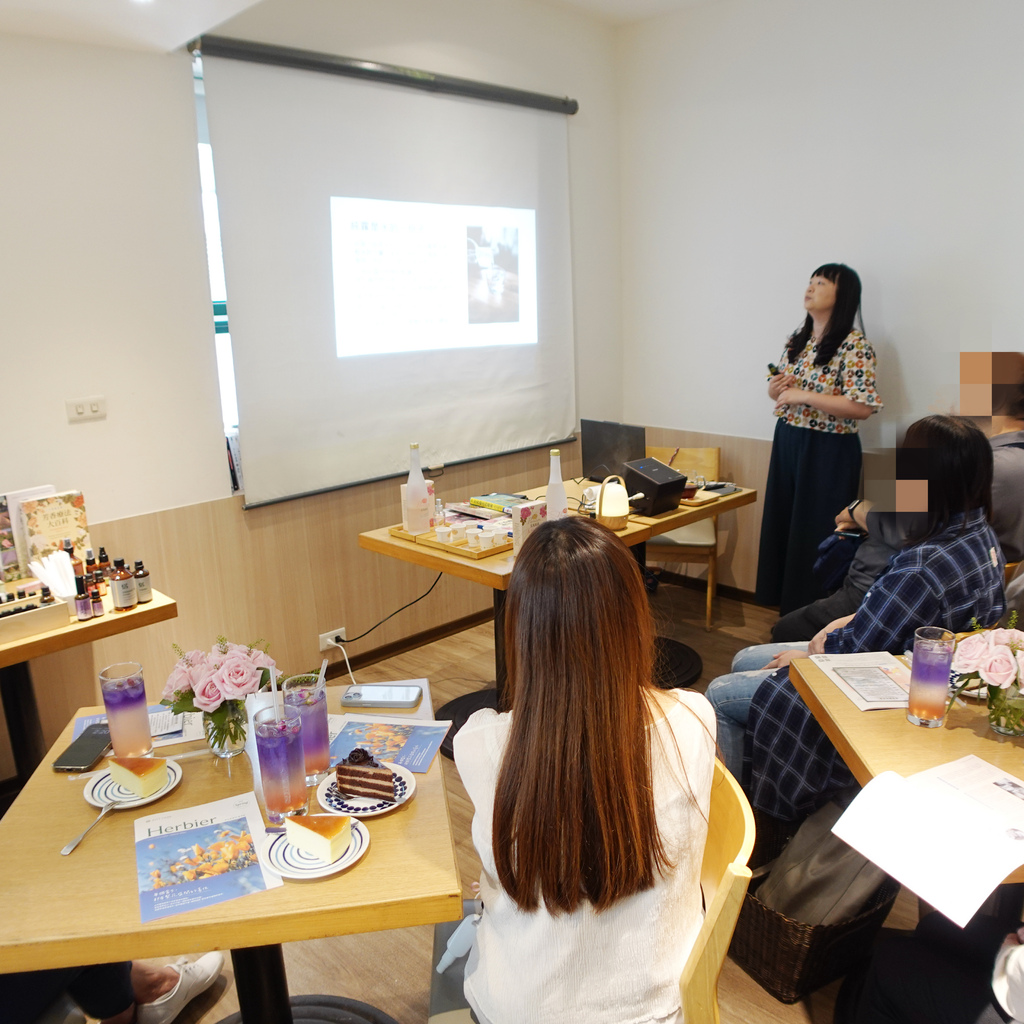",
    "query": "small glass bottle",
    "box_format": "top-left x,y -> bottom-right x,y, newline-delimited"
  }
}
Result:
133,560 -> 152,603
85,548 -> 97,577
39,586 -> 55,606
92,569 -> 108,598
405,442 -> 432,535
90,587 -> 105,618
63,539 -> 84,576
546,449 -> 569,521
97,547 -> 112,577
74,574 -> 93,621
110,558 -> 138,612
